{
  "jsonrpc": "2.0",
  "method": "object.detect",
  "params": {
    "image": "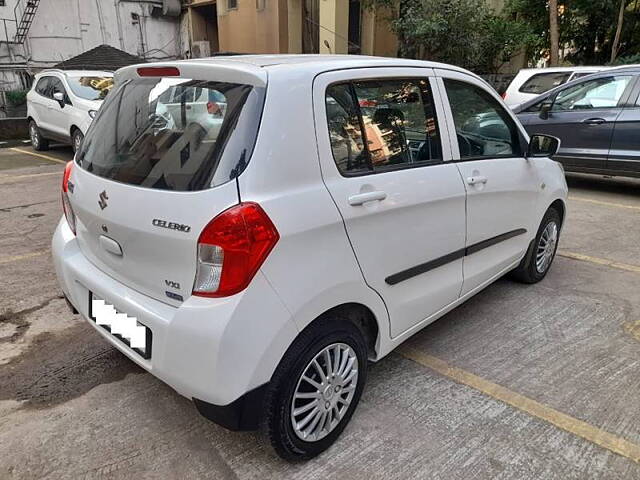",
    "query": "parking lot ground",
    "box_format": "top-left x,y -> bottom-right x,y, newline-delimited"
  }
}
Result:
1,151 -> 640,479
